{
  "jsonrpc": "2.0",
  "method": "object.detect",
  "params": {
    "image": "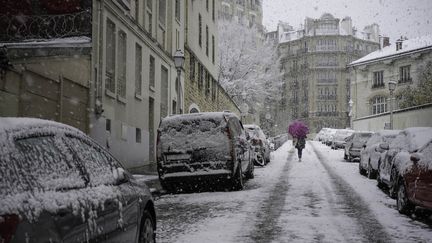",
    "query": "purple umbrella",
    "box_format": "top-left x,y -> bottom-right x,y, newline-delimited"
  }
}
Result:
288,120 -> 309,138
